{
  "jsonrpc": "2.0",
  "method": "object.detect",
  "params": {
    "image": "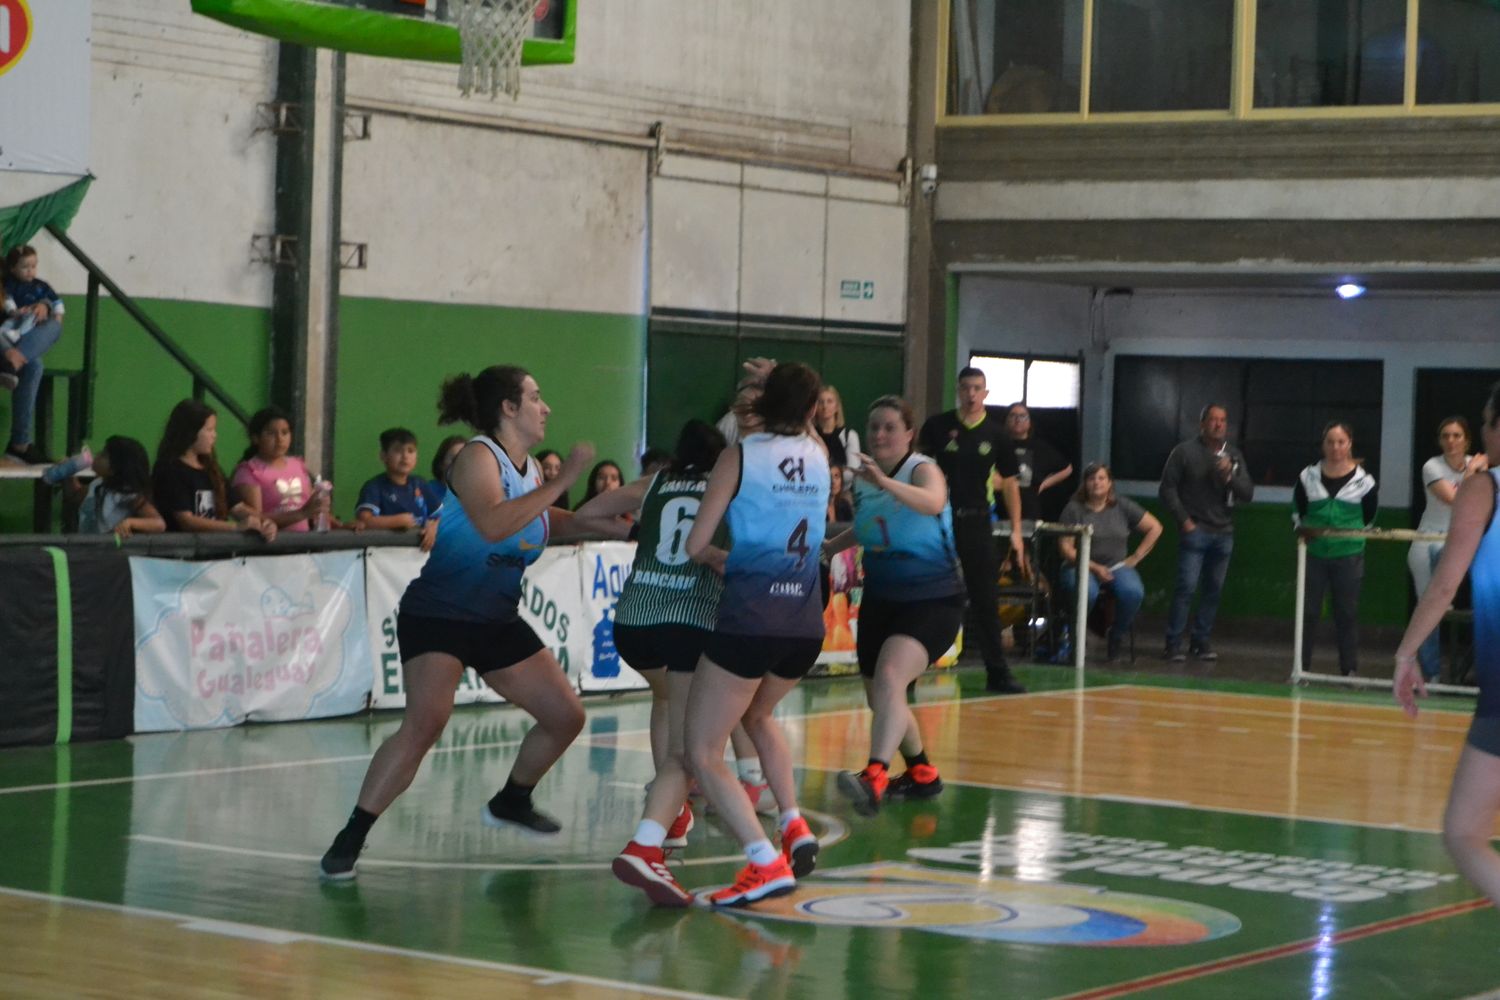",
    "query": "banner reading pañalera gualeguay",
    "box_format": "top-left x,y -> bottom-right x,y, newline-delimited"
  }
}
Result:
131,552 -> 371,732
